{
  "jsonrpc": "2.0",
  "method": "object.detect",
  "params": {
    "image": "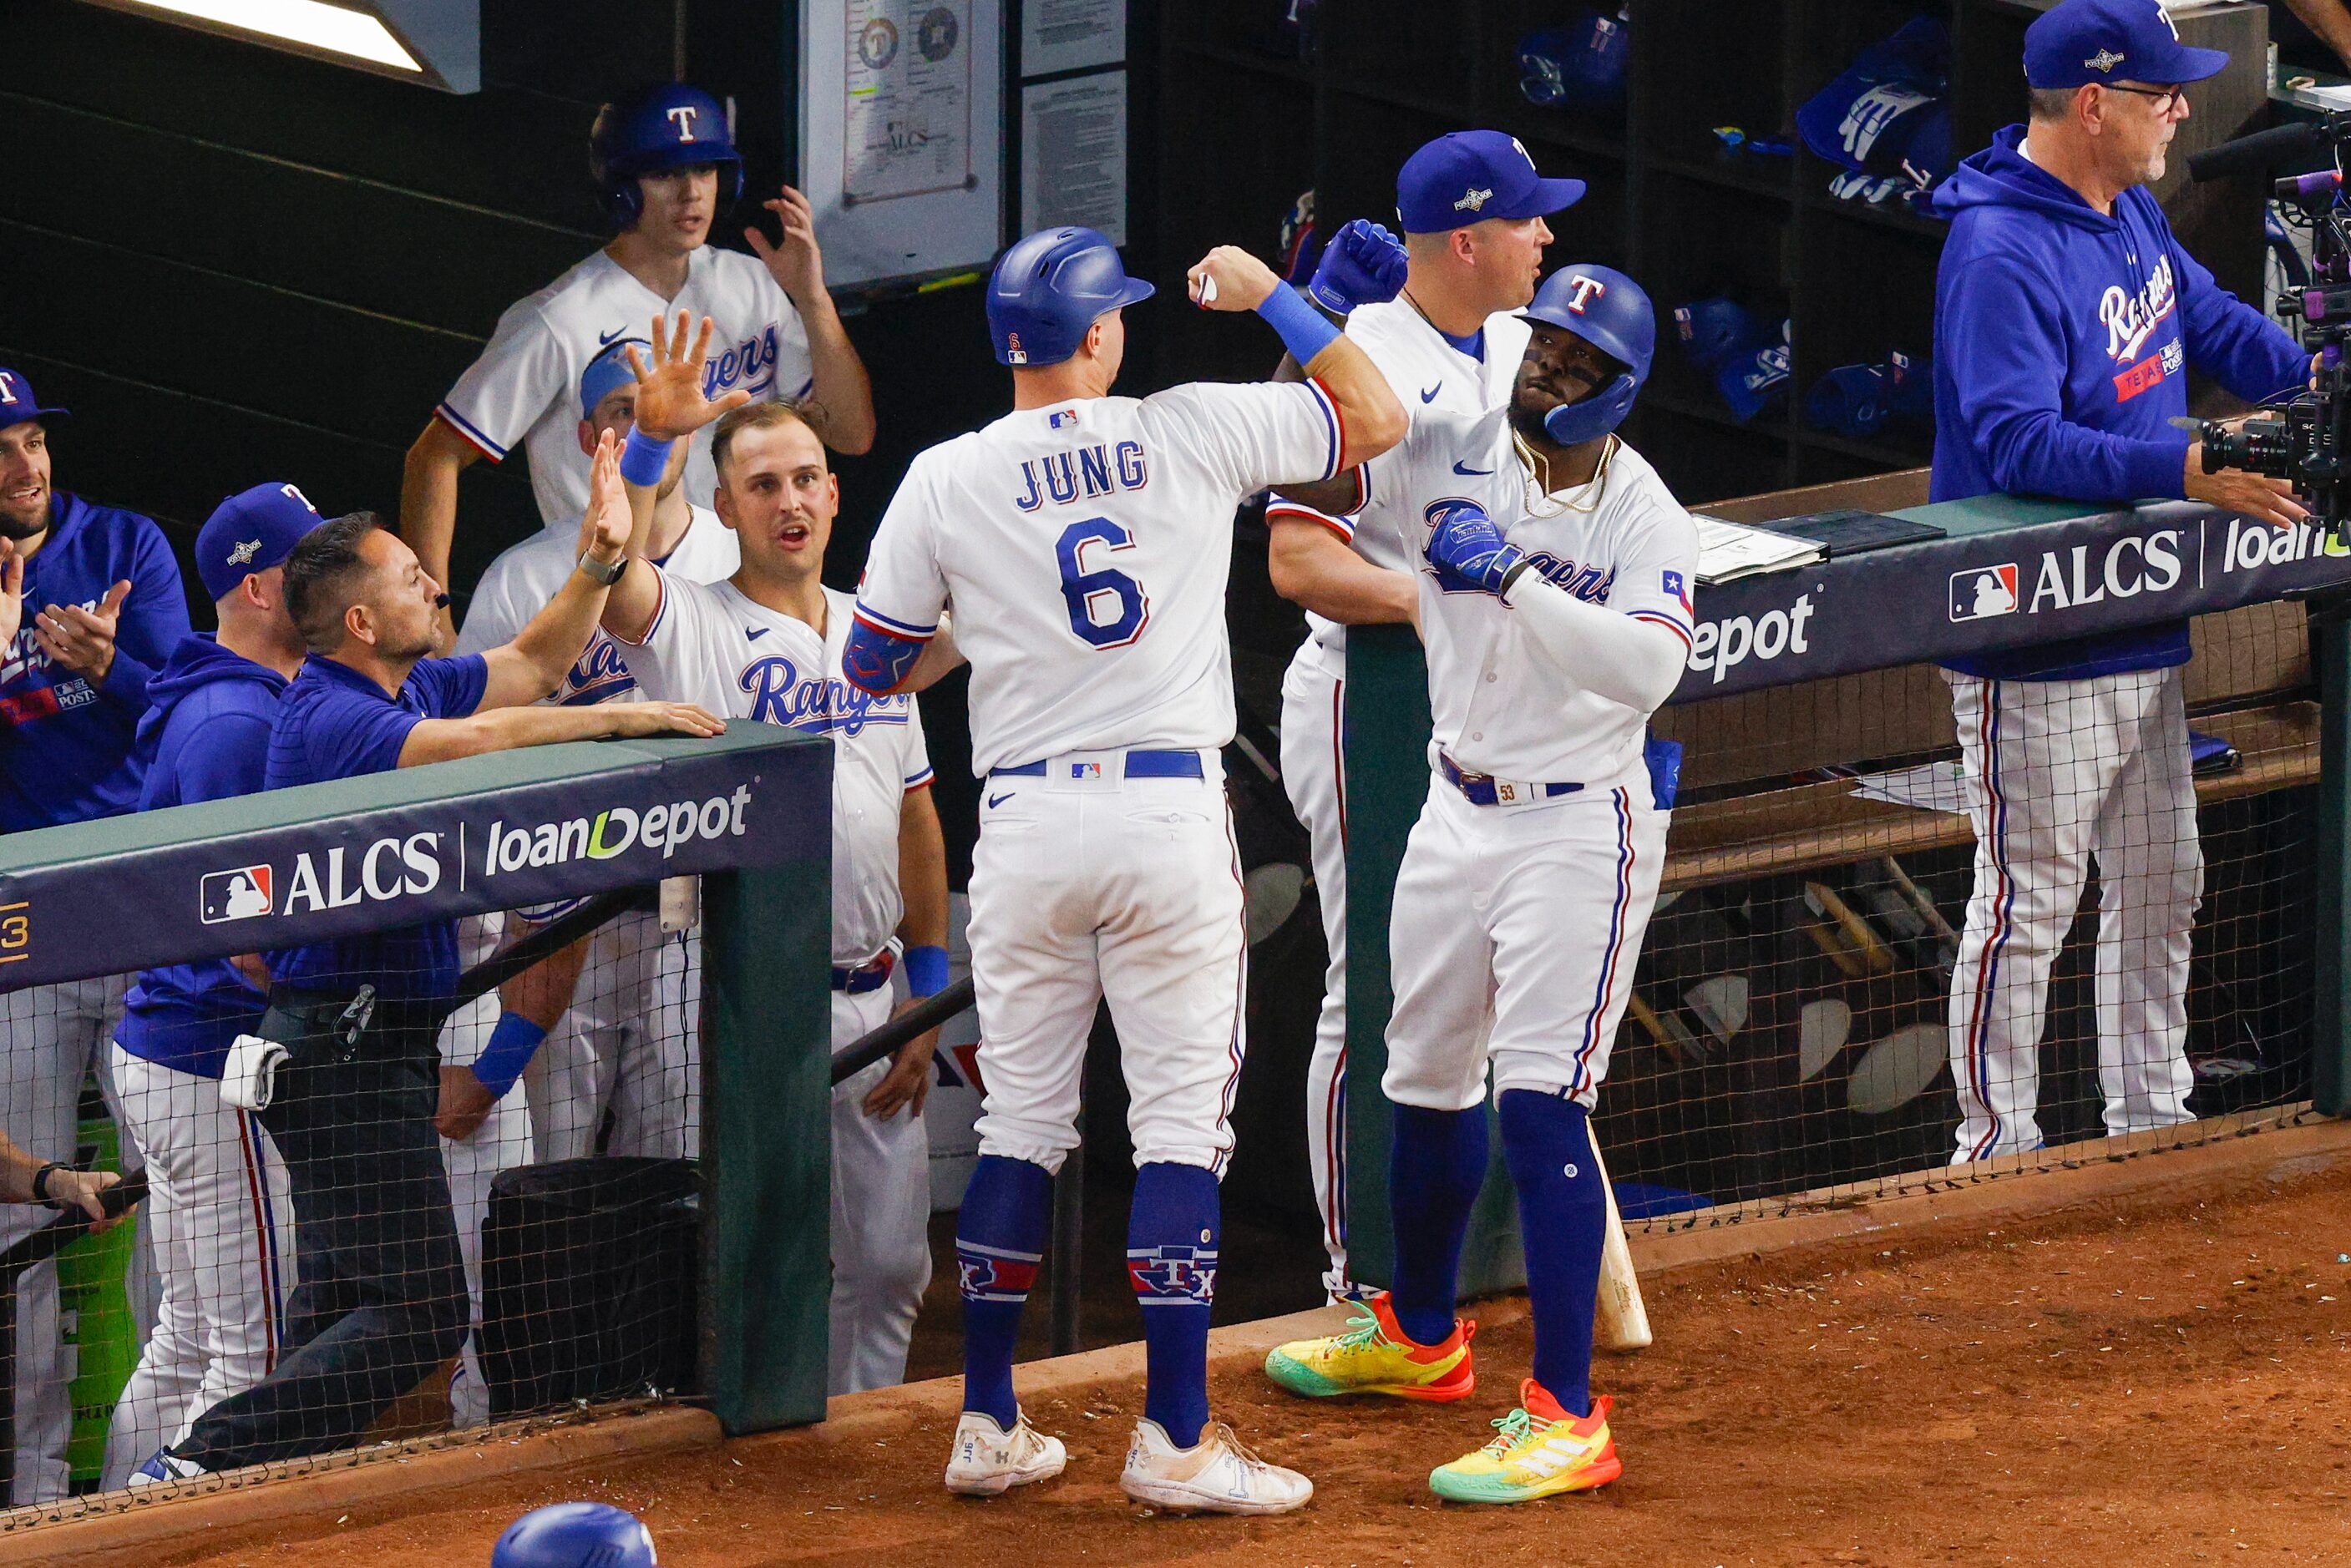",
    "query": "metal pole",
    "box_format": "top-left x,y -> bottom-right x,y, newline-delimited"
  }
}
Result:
1048,1138 -> 1084,1358
2312,598 -> 2351,1114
